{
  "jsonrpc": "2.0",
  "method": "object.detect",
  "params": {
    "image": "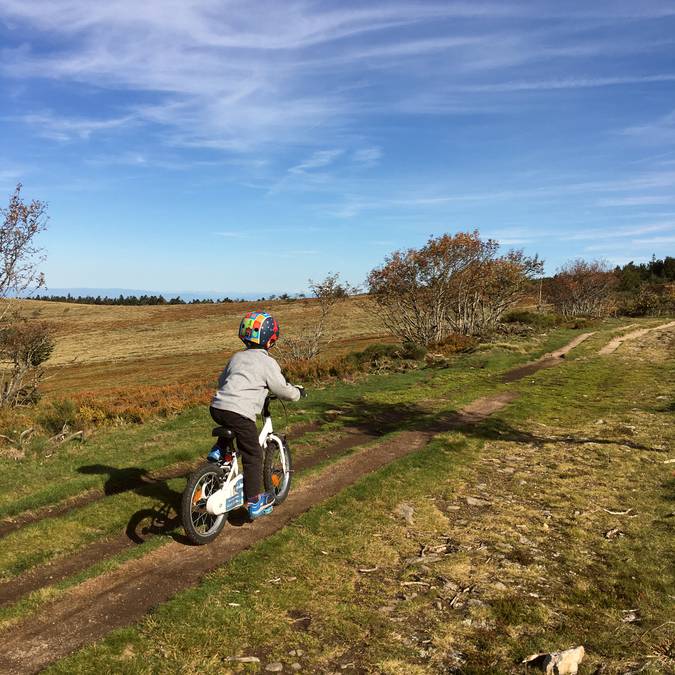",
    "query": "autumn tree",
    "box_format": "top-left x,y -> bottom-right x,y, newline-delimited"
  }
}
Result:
0,184 -> 51,407
367,231 -> 542,344
545,259 -> 617,317
0,316 -> 54,406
